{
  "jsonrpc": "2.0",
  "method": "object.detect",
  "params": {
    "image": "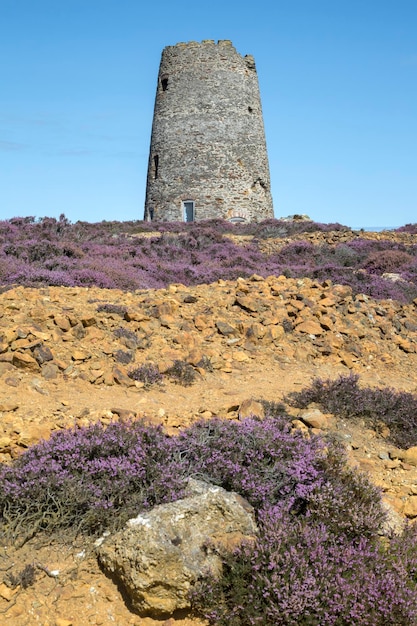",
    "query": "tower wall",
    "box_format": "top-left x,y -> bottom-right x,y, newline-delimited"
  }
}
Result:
144,40 -> 274,222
